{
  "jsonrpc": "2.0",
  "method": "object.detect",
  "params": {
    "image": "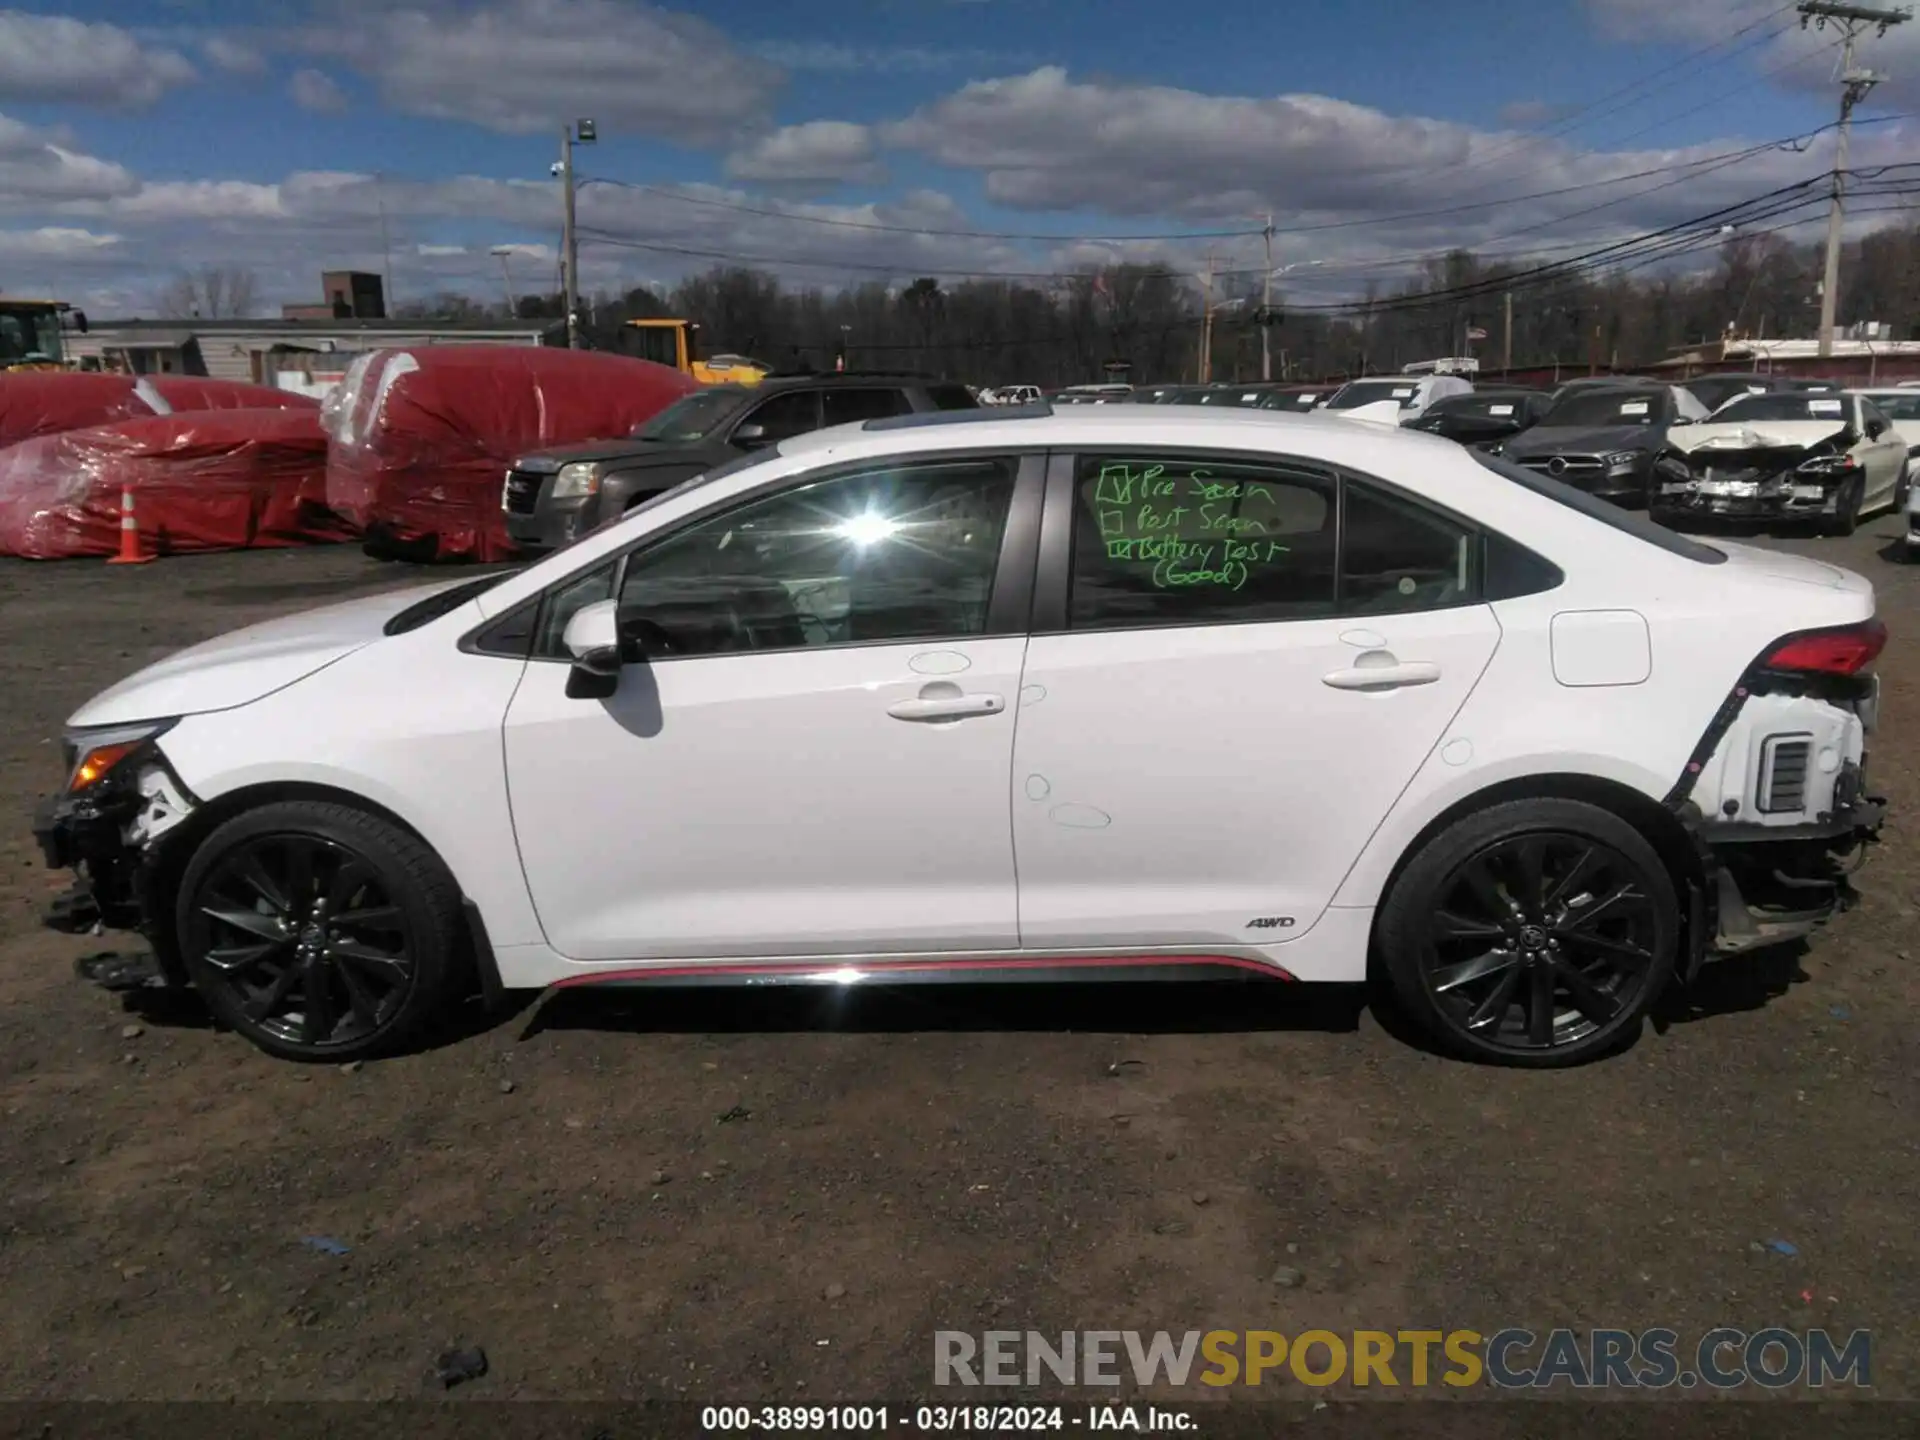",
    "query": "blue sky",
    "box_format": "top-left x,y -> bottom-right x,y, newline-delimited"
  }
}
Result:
0,0 -> 1913,312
